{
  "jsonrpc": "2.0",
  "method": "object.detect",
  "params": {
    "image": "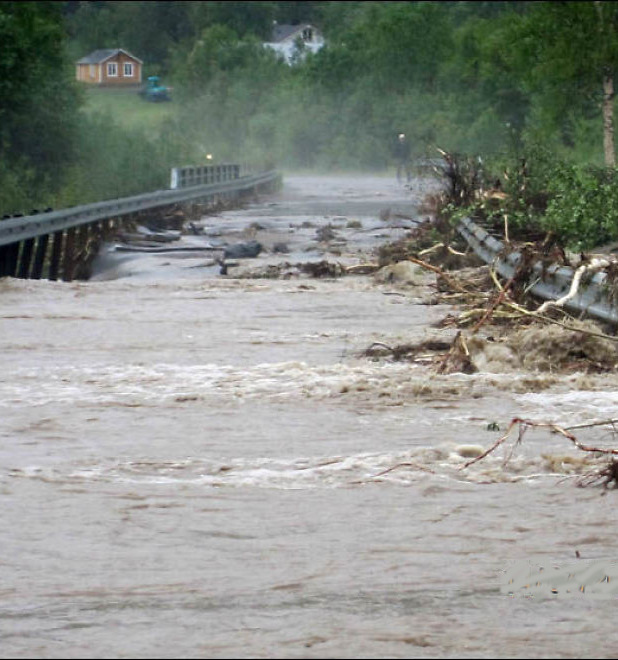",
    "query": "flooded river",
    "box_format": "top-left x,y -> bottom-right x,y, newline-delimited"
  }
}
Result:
2,175 -> 618,658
